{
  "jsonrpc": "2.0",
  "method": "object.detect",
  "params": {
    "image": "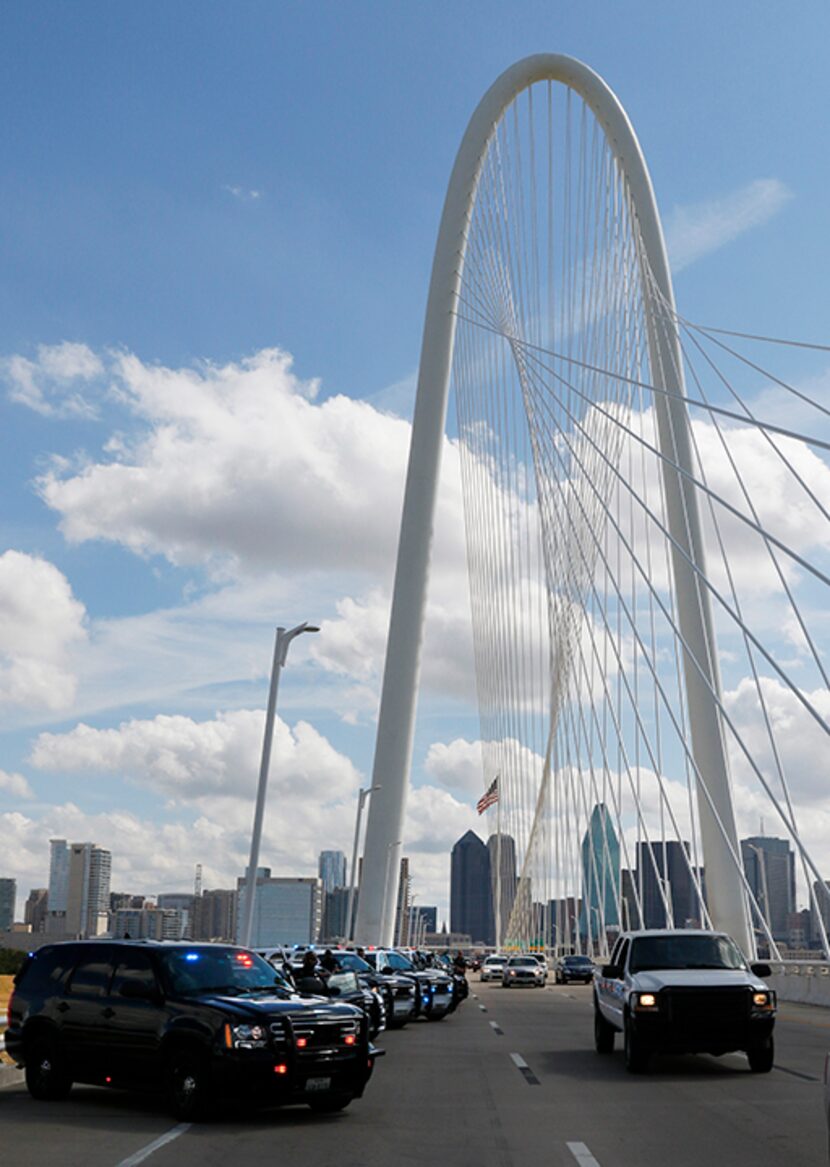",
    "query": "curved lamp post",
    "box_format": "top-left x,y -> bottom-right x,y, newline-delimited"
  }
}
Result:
240,622 -> 319,949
